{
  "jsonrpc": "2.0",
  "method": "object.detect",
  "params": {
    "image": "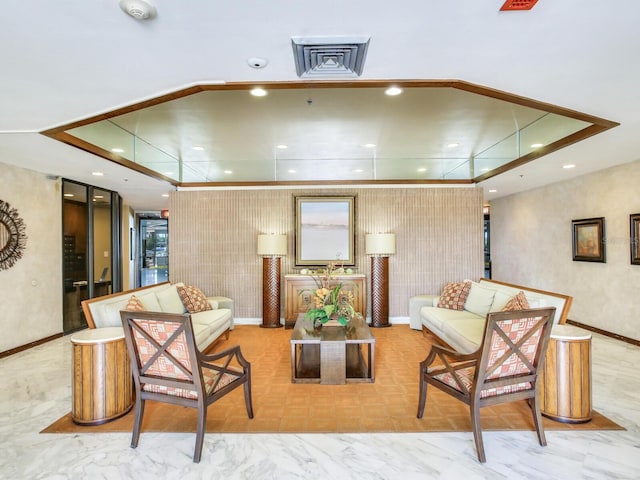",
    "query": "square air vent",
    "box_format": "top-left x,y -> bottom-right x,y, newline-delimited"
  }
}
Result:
291,36 -> 370,78
500,0 -> 539,11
